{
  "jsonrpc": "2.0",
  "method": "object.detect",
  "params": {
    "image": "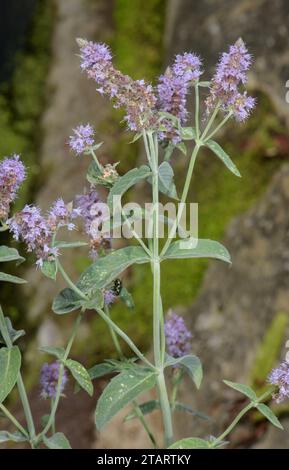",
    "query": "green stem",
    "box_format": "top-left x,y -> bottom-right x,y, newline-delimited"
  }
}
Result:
195,82 -> 200,139
170,369 -> 183,412
57,261 -> 87,300
90,149 -> 103,172
204,111 -> 232,143
104,305 -> 157,448
148,131 -> 174,448
51,398 -> 56,434
214,388 -> 274,446
0,402 -> 29,438
0,306 -> 36,441
160,143 -> 200,257
36,313 -> 82,444
122,209 -> 152,257
201,104 -> 220,140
